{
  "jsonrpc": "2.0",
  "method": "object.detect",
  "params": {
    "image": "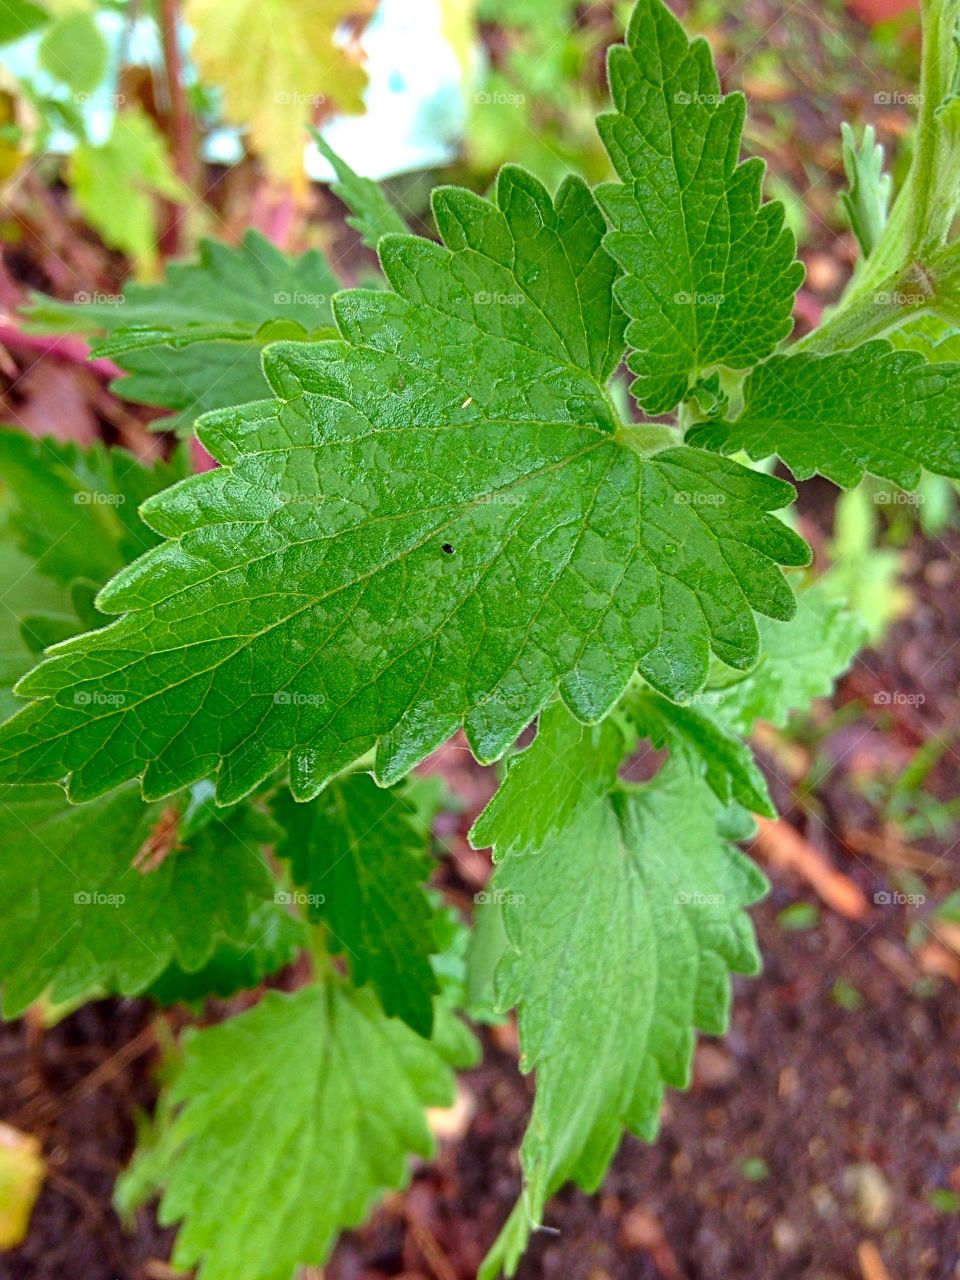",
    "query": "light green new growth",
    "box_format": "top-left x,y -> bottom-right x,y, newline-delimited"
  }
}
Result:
596,0 -> 802,413
472,704 -> 767,1276
158,985 -> 476,1280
